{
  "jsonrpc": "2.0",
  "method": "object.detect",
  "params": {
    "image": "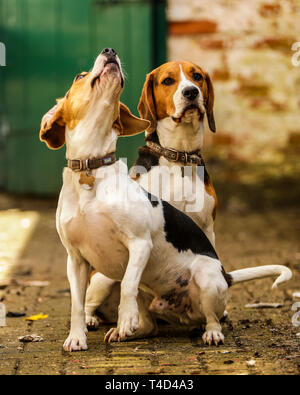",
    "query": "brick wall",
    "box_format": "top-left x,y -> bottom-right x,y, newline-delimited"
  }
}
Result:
167,0 -> 300,163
